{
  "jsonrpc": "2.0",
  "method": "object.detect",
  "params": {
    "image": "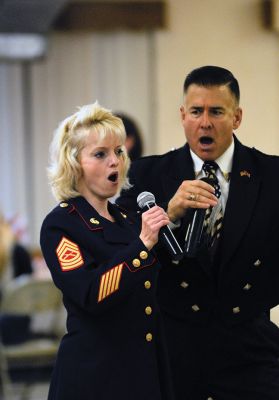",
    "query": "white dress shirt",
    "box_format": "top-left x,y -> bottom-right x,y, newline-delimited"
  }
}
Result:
190,139 -> 234,211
